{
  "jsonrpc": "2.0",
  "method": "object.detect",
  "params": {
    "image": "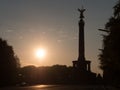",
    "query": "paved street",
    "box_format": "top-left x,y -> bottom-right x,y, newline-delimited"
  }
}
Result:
0,85 -> 119,90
